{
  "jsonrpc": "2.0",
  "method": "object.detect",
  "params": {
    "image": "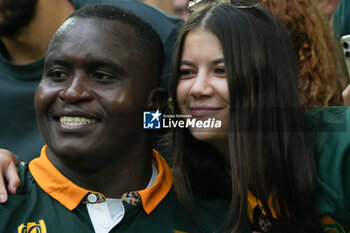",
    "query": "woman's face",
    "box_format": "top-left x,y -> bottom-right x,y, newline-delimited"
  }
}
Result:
176,29 -> 230,148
